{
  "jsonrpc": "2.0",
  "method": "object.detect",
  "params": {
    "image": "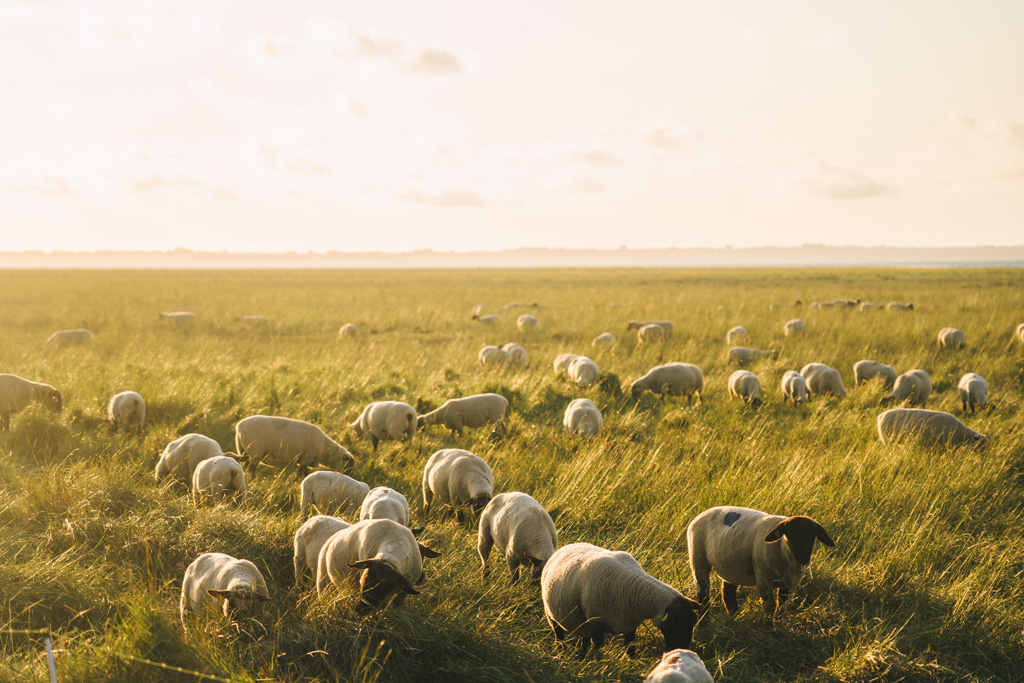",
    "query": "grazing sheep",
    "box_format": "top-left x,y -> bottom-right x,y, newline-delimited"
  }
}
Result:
192,455 -> 247,504
726,326 -> 748,344
727,347 -> 776,365
351,401 -> 417,451
46,328 -> 93,345
628,320 -> 675,337
687,506 -> 835,615
886,302 -> 914,311
568,356 -> 600,387
800,363 -> 847,398
780,370 -> 808,405
881,369 -> 932,406
0,374 -> 62,431
294,515 -> 351,582
155,433 -> 223,484
360,487 -> 411,526
630,363 -> 704,403
769,300 -> 801,311
644,649 -> 715,683
938,327 -> 966,349
422,449 -> 494,520
180,552 -> 269,622
563,398 -> 603,437
478,492 -> 557,583
1017,322 -> 1024,343
592,332 -> 617,347
472,304 -> 486,316
300,471 -> 370,517
160,312 -> 195,327
417,393 -> 509,436
859,302 -> 883,311
783,319 -> 805,336
727,371 -> 762,407
338,323 -> 359,339
832,298 -> 861,307
636,323 -> 666,345
235,415 -> 354,476
554,353 -> 579,375
235,315 -> 268,326
853,360 -> 897,388
877,408 -> 988,450
502,342 -> 528,366
107,390 -> 145,432
541,542 -> 700,656
517,314 -> 541,331
315,518 -> 441,608
479,345 -> 512,366
958,373 -> 990,414
472,314 -> 499,325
